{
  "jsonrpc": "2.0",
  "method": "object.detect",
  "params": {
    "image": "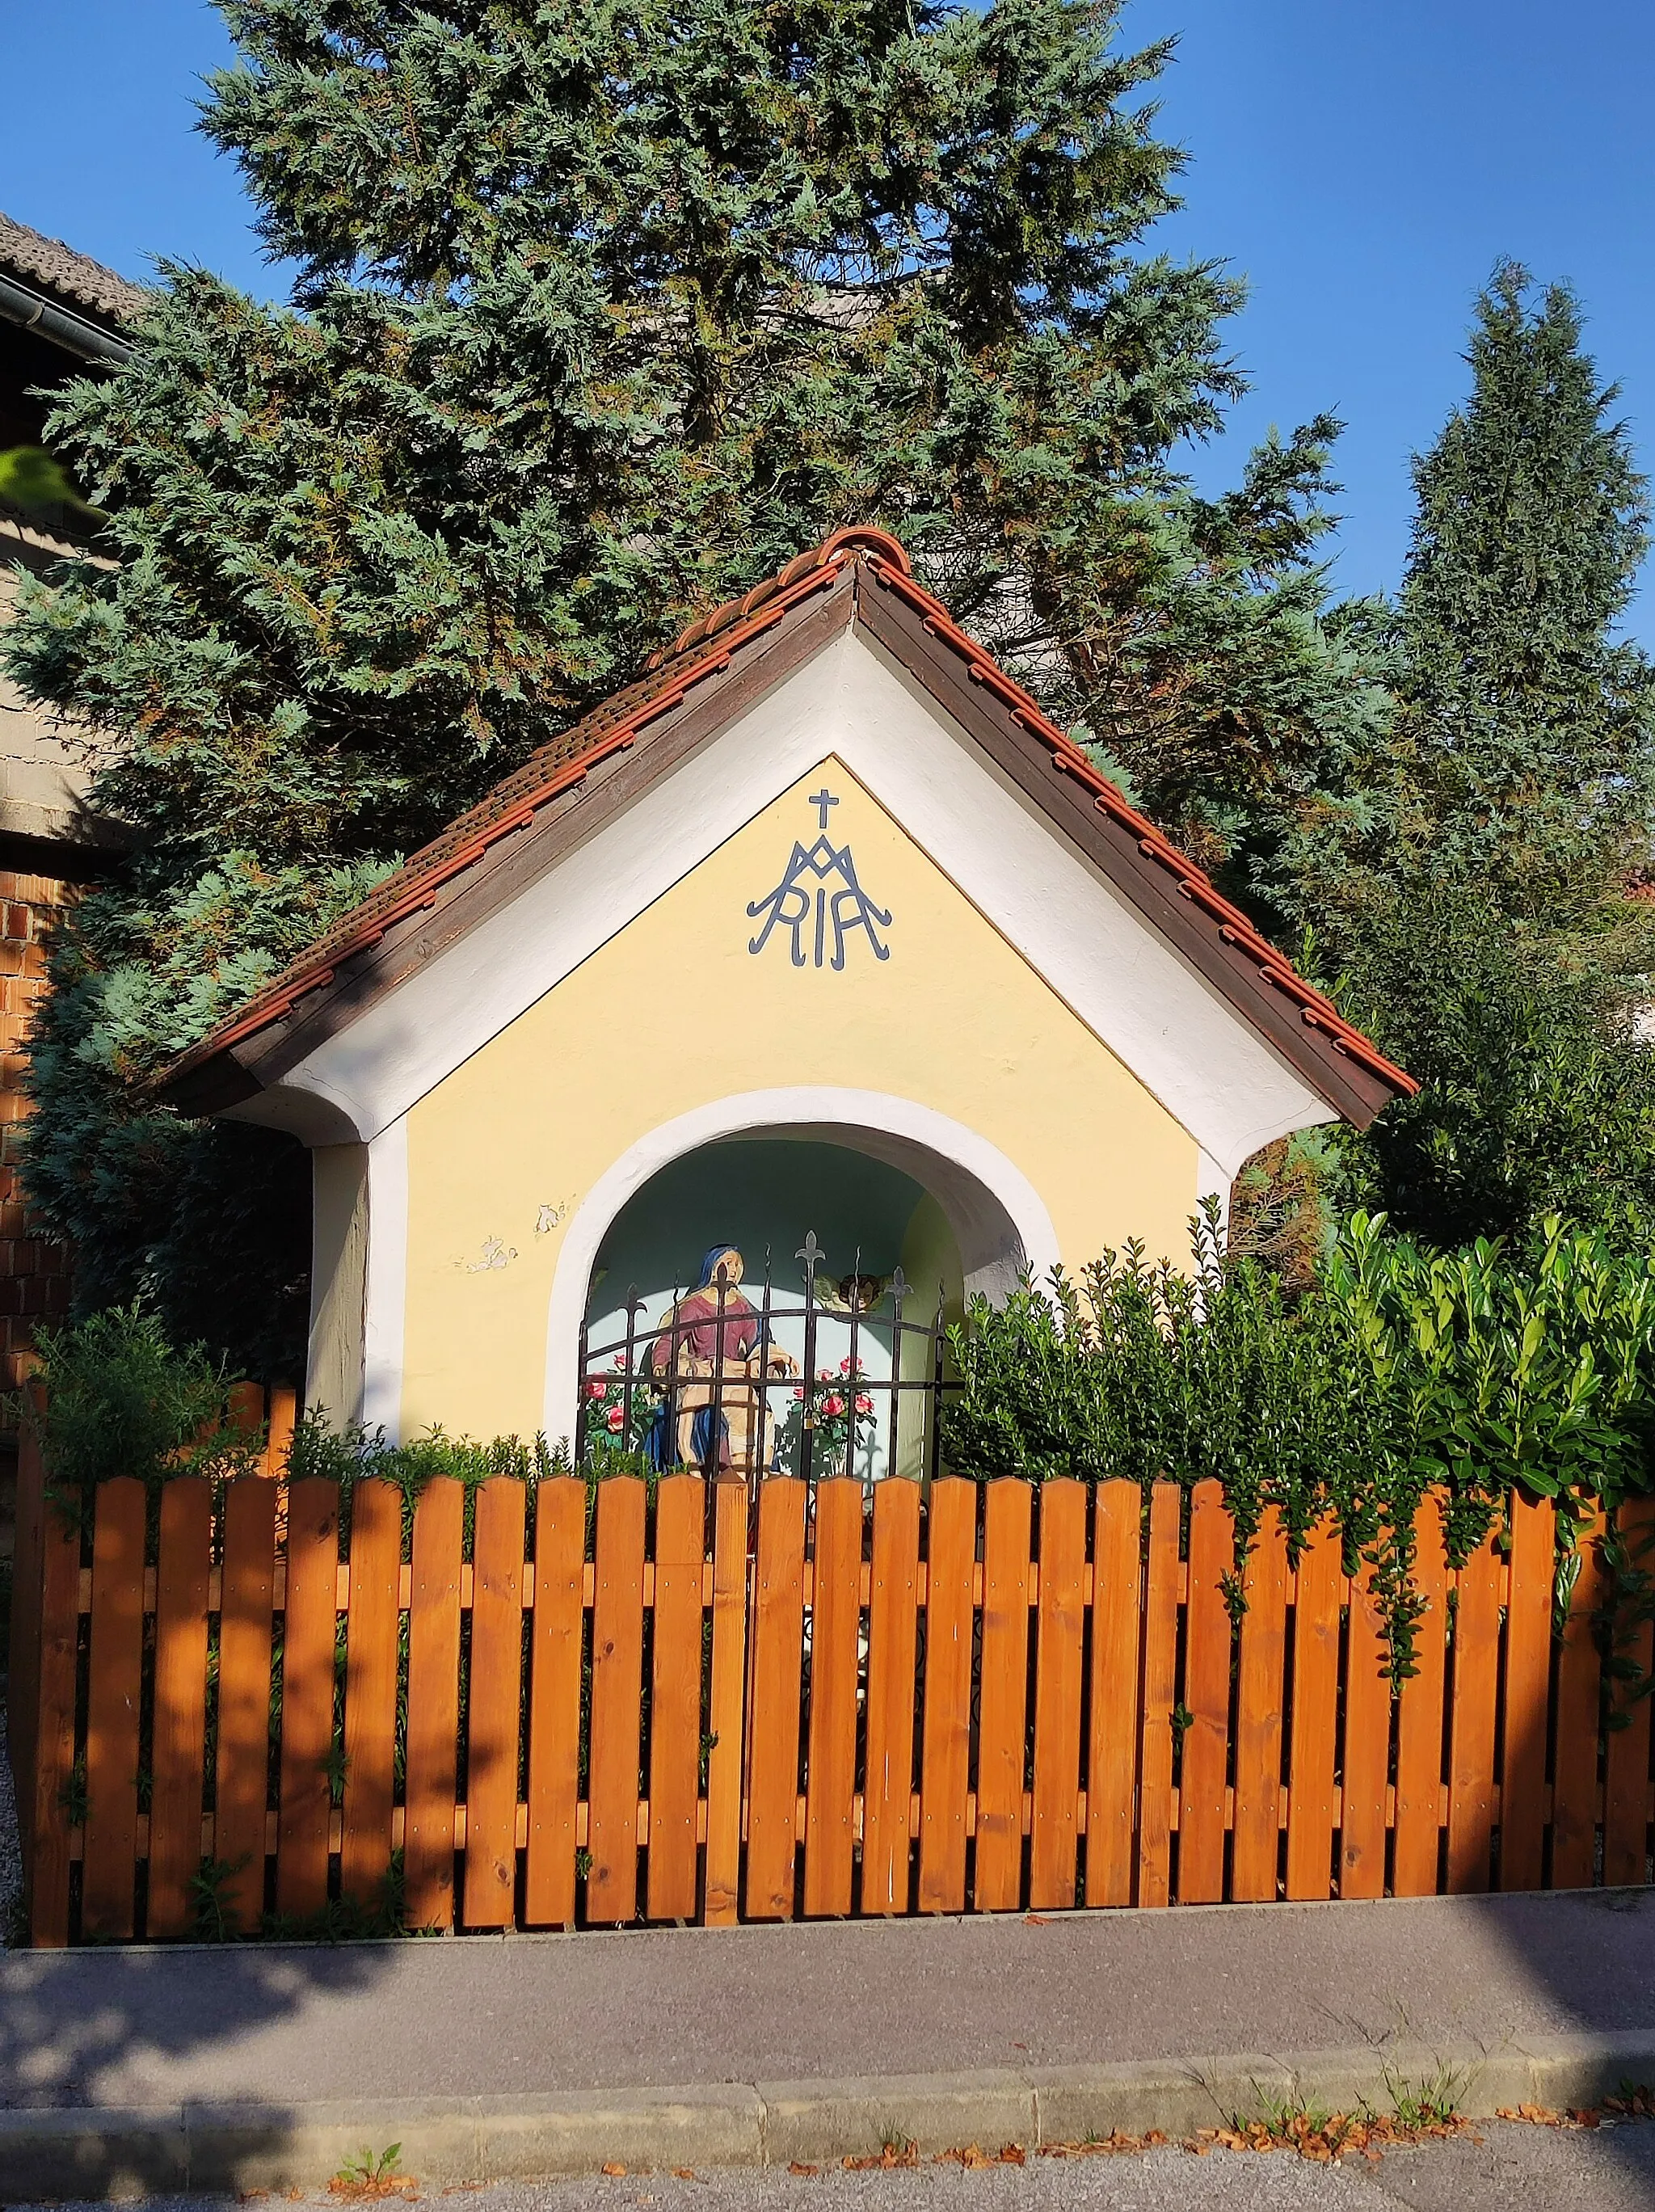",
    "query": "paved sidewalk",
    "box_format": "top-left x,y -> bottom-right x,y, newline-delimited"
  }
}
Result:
1,1891 -> 1653,2196
3,1890 -> 1653,2109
